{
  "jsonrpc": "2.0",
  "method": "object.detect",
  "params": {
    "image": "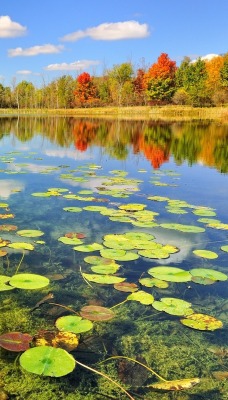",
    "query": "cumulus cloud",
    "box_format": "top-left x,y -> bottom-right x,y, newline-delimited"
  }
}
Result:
61,20 -> 149,42
44,59 -> 100,71
0,15 -> 27,38
0,179 -> 25,199
191,53 -> 219,63
8,44 -> 64,57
